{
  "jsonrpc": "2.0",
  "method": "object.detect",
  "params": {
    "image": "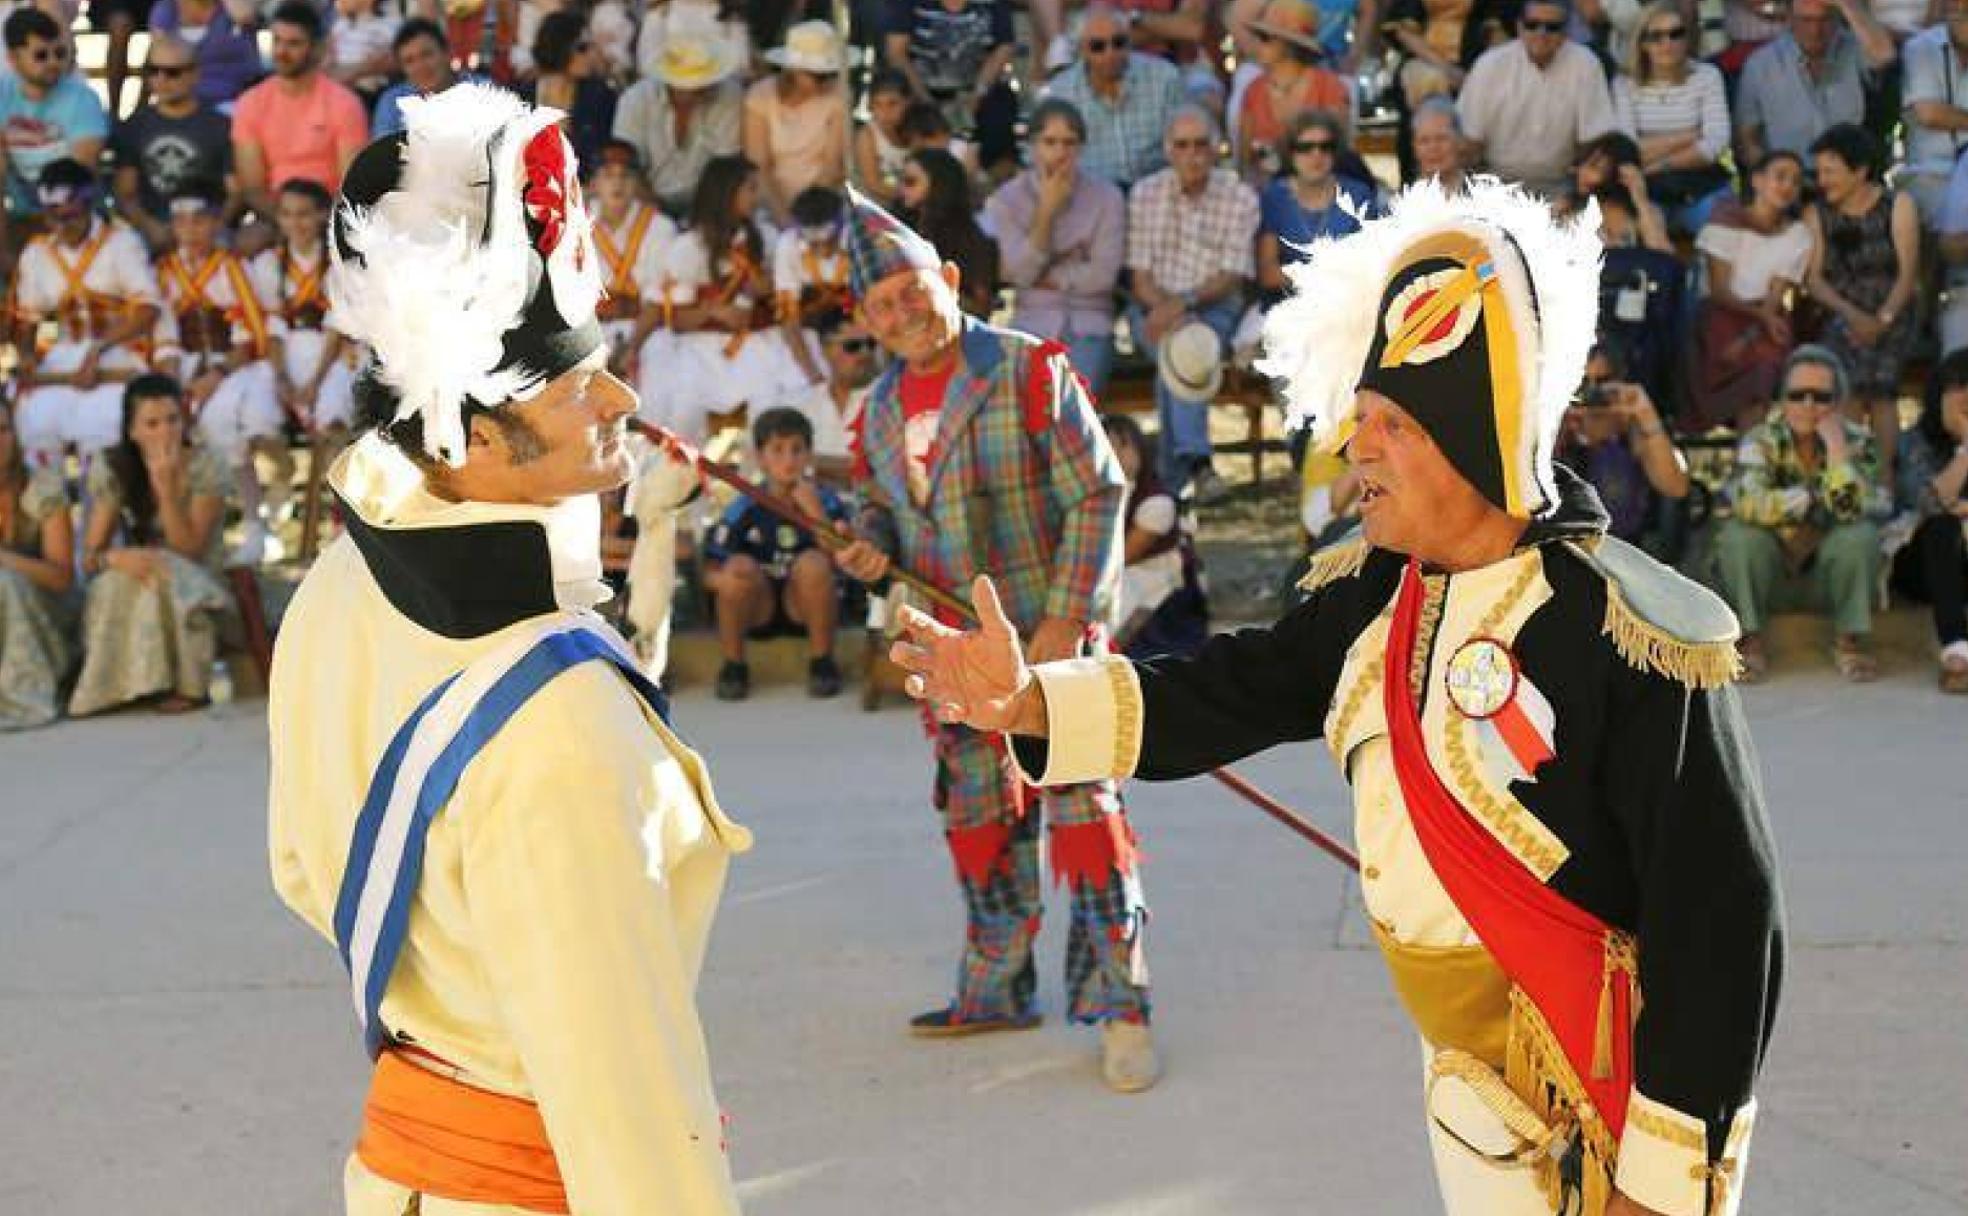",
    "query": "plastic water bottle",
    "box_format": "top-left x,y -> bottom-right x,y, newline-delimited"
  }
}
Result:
208,658 -> 235,709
